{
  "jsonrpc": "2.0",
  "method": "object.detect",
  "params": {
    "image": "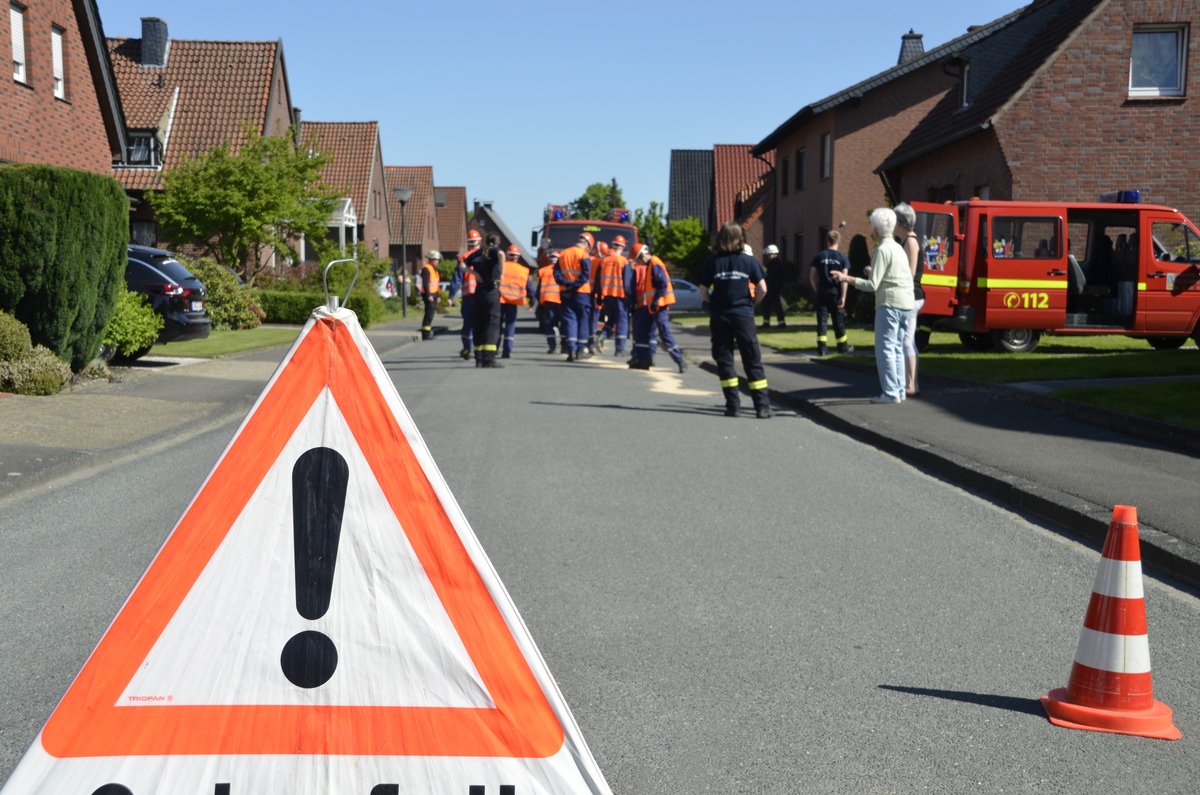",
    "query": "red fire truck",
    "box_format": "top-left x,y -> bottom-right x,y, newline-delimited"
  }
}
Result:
911,191 -> 1200,352
531,205 -> 640,266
